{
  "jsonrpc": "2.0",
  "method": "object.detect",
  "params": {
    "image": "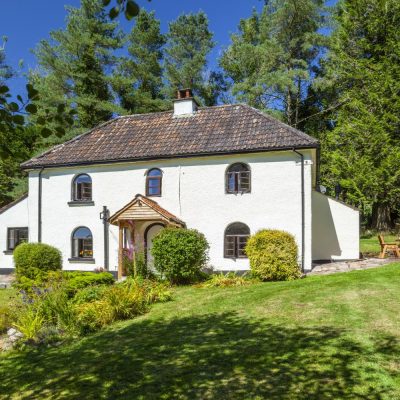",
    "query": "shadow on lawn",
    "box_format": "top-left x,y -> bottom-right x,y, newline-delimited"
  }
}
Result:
0,312 -> 398,399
